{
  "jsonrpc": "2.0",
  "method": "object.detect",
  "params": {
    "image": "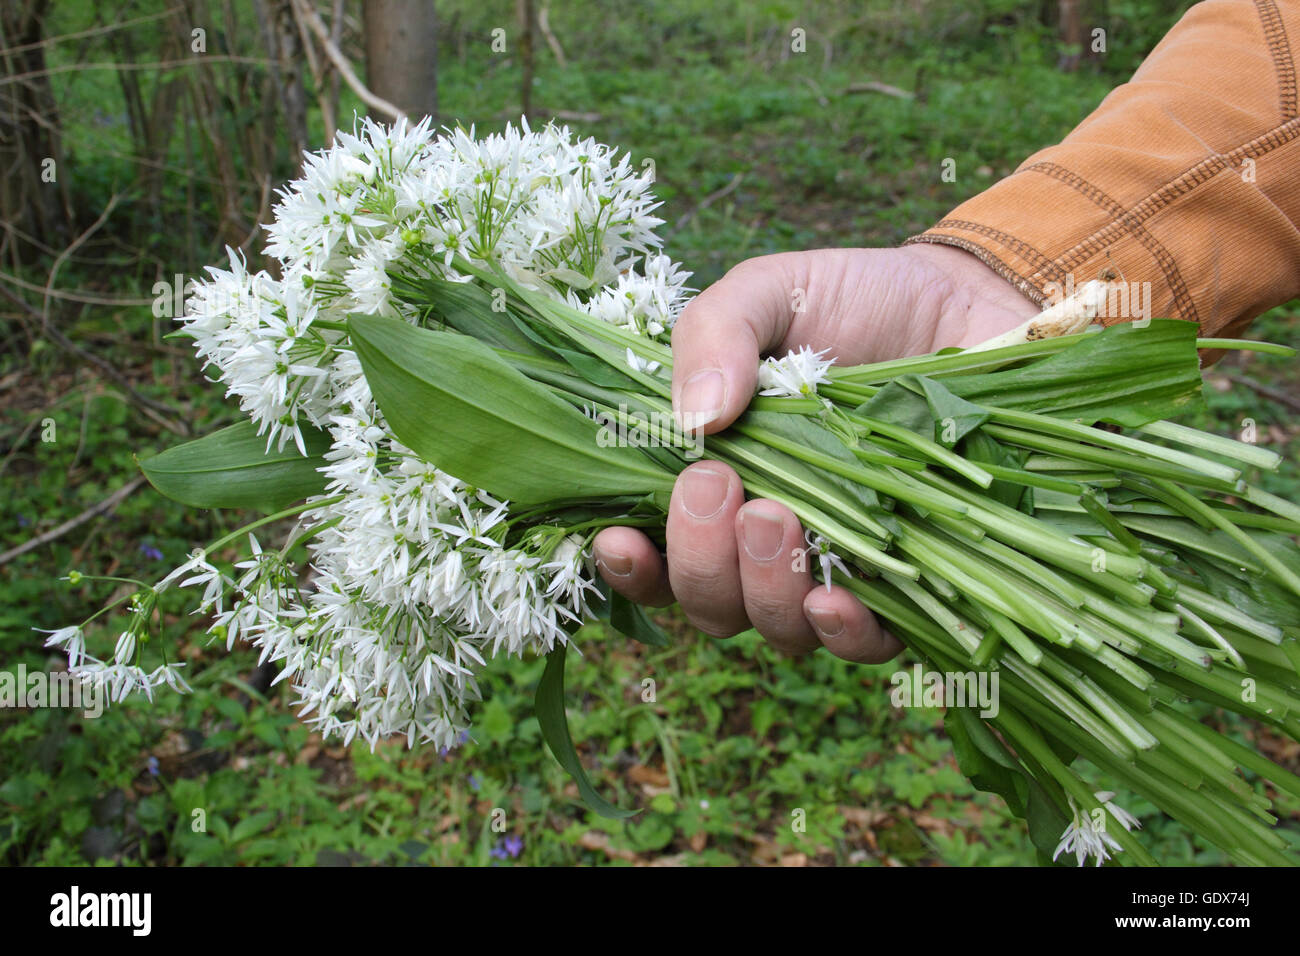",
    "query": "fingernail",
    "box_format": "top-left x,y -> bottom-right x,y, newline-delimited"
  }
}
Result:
741,509 -> 784,561
680,467 -> 728,519
676,368 -> 725,430
808,607 -> 844,639
596,550 -> 633,577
